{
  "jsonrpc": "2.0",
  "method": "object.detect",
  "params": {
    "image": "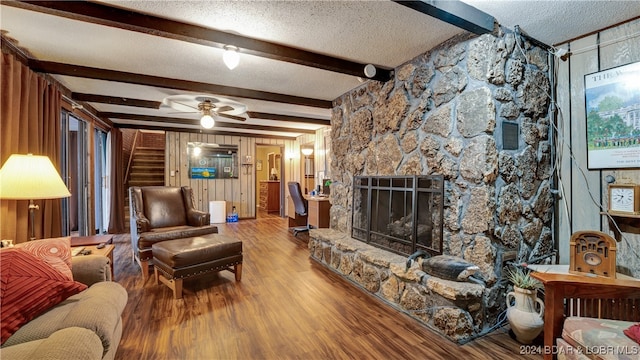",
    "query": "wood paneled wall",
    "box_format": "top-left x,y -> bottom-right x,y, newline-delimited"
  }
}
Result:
556,18 -> 640,277
166,130 -> 330,219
